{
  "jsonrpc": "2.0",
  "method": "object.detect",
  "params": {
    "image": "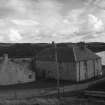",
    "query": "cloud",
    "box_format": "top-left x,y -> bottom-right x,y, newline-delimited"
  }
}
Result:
88,14 -> 104,31
0,0 -> 64,42
8,29 -> 22,42
0,0 -> 104,42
